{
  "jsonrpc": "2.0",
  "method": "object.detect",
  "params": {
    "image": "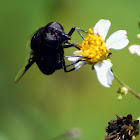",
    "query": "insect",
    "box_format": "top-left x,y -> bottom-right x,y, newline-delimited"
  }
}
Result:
14,22 -> 87,82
